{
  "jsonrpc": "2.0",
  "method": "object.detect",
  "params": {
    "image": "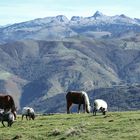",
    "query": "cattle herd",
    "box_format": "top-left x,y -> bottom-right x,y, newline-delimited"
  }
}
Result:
0,91 -> 108,127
